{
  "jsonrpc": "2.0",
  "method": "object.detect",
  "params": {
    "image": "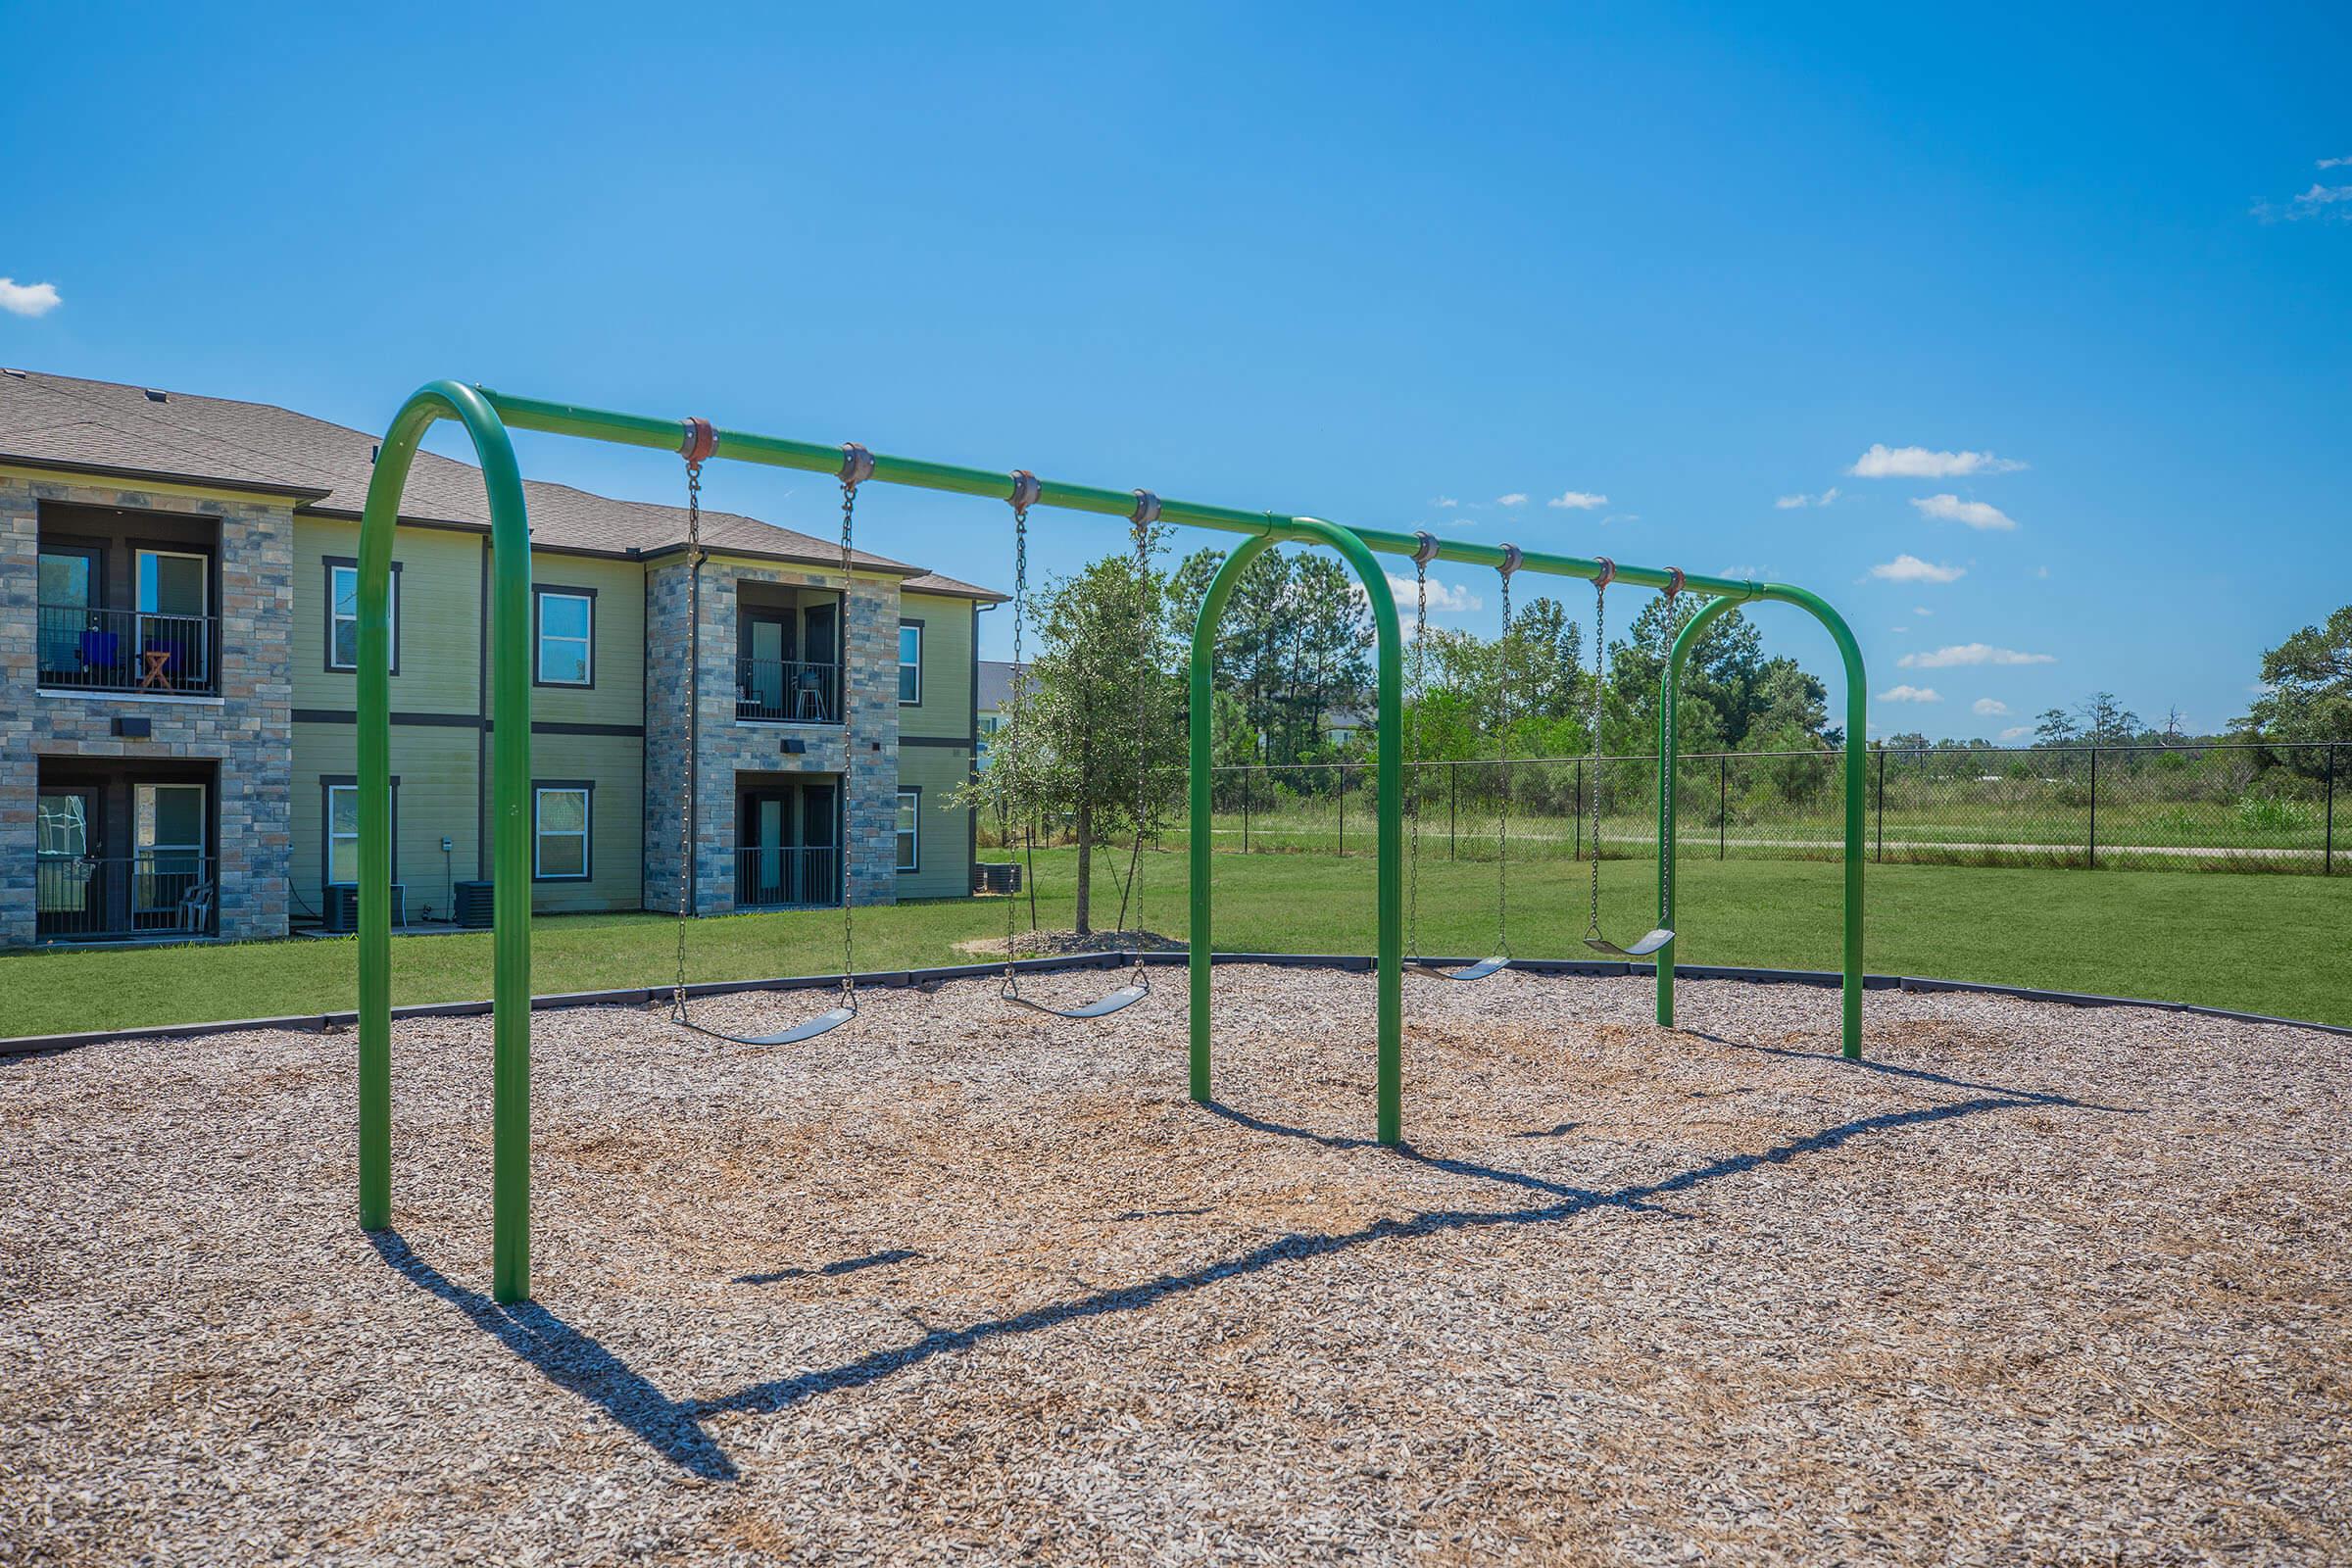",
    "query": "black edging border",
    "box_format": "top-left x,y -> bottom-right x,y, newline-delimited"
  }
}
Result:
3,950 -> 2345,1057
